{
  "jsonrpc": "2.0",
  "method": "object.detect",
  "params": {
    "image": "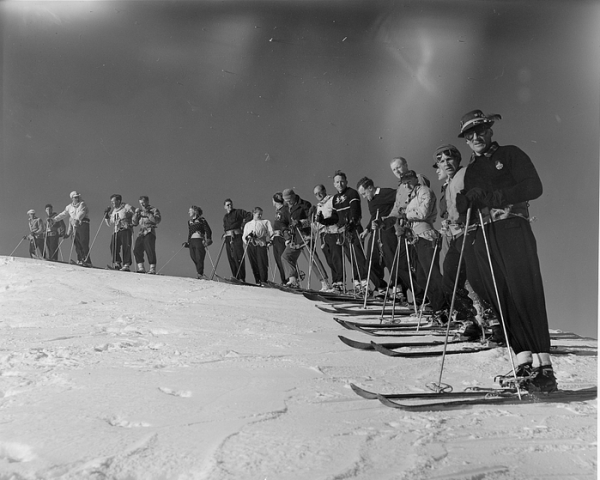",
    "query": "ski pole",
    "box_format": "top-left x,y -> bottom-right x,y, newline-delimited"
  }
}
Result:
83,220 -> 104,265
209,238 -> 226,280
478,210 -> 522,399
206,245 -> 215,271
9,237 -> 26,257
235,240 -> 249,279
68,225 -> 77,263
404,237 -> 419,316
379,236 -> 401,323
363,210 -> 379,308
415,236 -> 440,331
431,207 -> 472,394
157,244 -> 185,274
42,229 -> 48,259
